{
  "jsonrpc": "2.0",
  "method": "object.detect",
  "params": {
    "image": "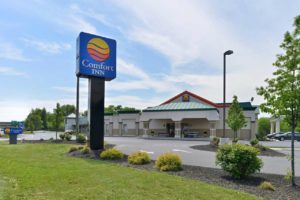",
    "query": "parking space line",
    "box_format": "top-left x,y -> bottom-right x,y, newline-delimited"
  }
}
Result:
172,149 -> 191,153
